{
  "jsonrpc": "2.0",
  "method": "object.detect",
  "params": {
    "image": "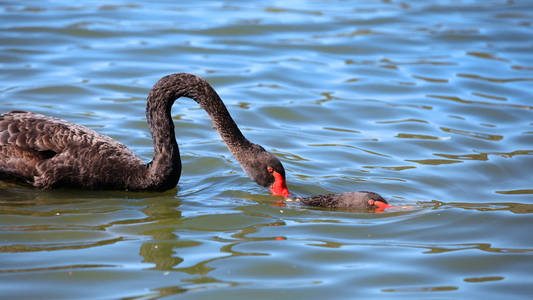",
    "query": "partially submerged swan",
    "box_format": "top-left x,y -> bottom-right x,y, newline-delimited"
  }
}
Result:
290,191 -> 391,210
0,73 -> 290,196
